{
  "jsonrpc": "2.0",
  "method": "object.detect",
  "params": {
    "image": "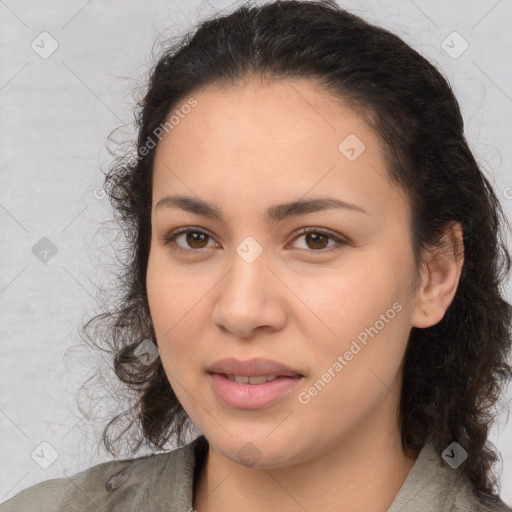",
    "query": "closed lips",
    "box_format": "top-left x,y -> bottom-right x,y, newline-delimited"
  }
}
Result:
208,357 -> 304,379
208,359 -> 304,409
